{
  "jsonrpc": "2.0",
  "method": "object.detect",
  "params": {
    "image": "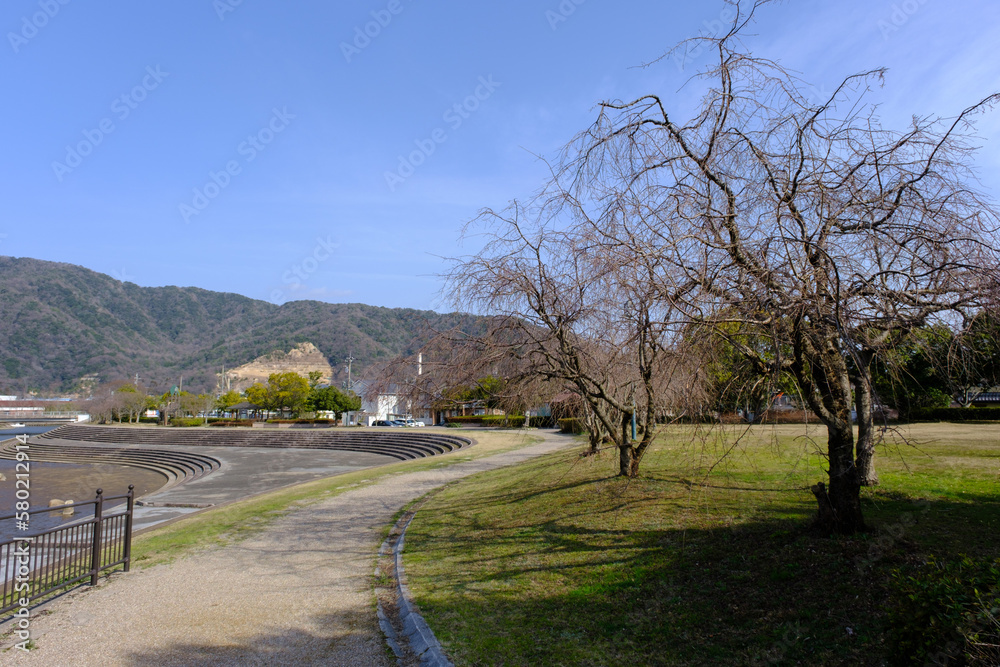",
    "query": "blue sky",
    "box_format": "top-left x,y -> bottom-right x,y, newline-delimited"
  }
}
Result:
2,0 -> 998,311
